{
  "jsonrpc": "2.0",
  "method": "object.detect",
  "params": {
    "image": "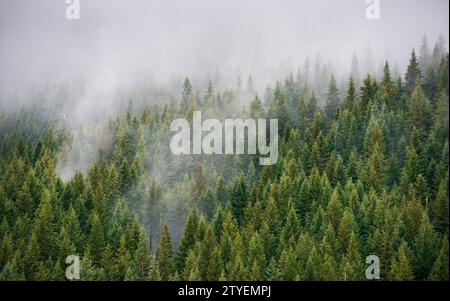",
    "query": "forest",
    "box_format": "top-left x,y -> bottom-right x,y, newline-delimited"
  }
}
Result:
0,38 -> 448,281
